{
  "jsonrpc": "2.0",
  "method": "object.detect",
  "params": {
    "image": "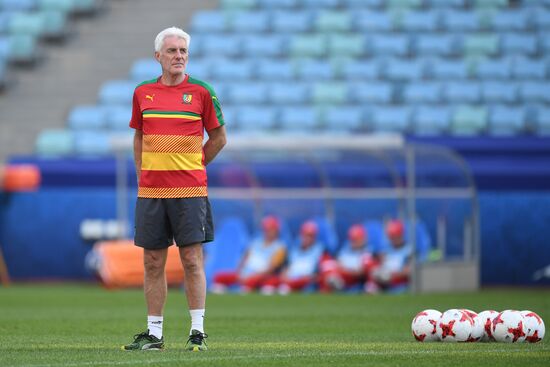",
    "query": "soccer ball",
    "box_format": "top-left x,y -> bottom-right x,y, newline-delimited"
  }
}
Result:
462,309 -> 483,342
436,309 -> 473,342
411,309 -> 442,342
521,310 -> 545,343
478,310 -> 499,342
492,310 -> 526,343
